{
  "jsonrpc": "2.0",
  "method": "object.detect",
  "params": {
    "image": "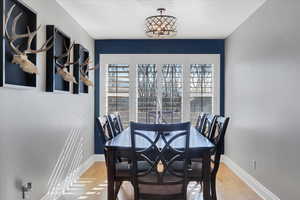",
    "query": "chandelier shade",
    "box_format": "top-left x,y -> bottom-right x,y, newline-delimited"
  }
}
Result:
145,8 -> 177,38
